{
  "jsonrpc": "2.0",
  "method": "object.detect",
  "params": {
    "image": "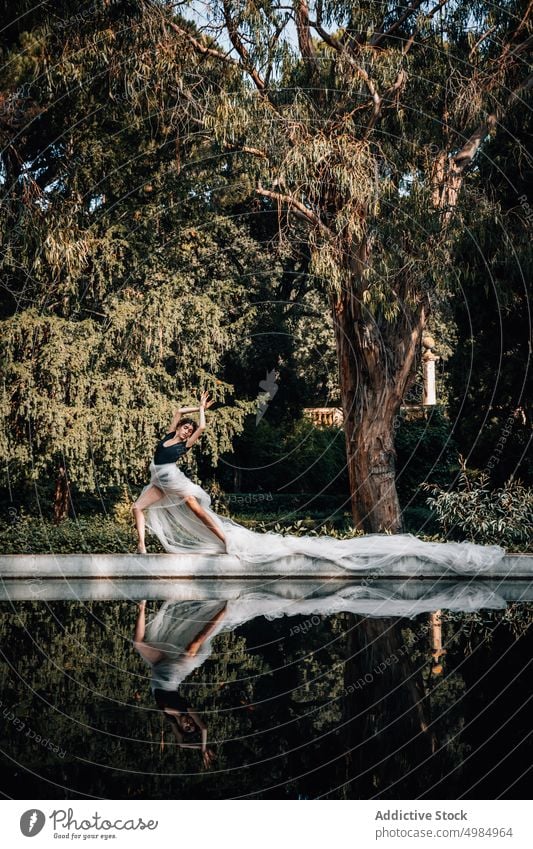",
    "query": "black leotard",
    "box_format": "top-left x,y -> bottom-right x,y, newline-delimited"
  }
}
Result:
154,688 -> 190,713
153,433 -> 190,465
